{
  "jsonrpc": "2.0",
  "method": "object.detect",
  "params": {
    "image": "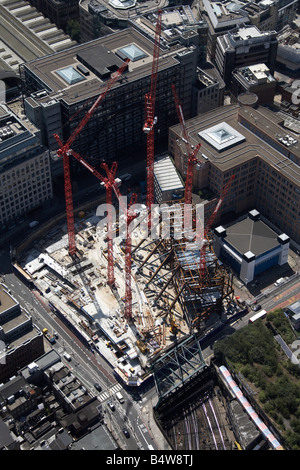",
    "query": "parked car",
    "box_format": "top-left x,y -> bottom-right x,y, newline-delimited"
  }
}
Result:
123,428 -> 130,438
274,277 -> 285,287
94,383 -> 102,392
252,304 -> 262,312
